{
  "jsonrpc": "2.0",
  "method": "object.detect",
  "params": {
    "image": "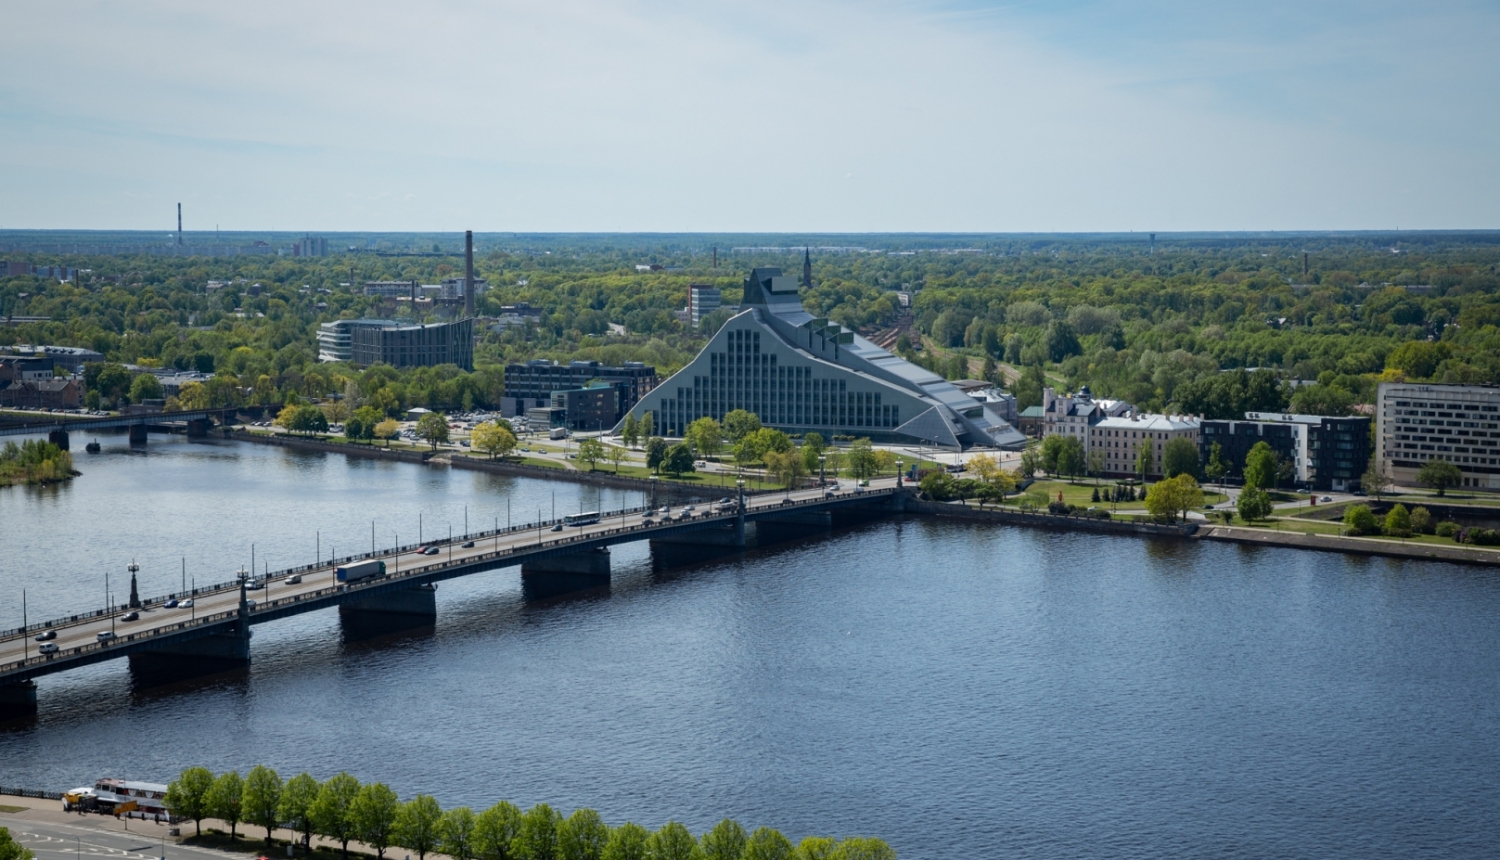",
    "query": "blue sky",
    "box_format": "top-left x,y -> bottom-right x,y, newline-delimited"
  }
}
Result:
1,0 -> 1495,231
